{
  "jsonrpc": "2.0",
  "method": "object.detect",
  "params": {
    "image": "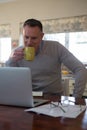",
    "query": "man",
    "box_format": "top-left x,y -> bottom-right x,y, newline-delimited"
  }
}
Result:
5,18 -> 87,98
